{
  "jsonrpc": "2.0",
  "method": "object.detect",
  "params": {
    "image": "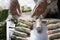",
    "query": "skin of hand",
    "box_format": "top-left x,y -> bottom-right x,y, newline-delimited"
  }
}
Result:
9,0 -> 22,18
31,0 -> 57,18
31,0 -> 48,18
